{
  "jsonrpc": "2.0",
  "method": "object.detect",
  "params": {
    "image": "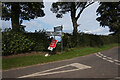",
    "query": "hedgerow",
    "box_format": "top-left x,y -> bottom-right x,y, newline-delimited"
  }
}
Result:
2,28 -> 118,56
62,33 -> 118,50
2,29 -> 50,56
